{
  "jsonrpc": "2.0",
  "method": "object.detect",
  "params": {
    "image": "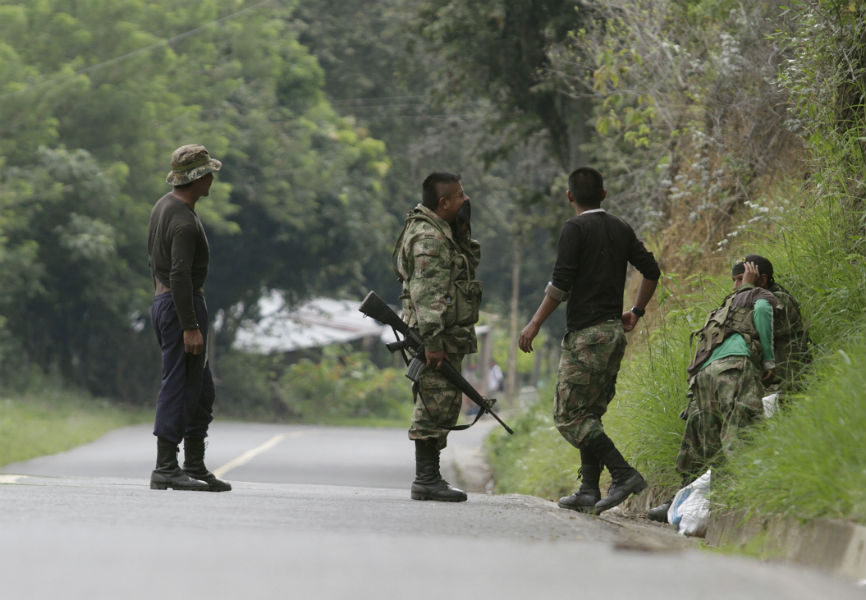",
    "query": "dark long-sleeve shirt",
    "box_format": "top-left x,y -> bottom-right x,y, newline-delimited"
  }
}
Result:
551,209 -> 660,332
147,193 -> 209,330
